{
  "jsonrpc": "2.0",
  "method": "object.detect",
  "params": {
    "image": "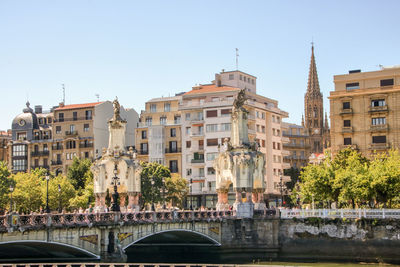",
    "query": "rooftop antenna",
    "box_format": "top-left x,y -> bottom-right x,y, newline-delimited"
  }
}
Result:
235,48 -> 239,70
62,84 -> 65,103
95,93 -> 100,102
